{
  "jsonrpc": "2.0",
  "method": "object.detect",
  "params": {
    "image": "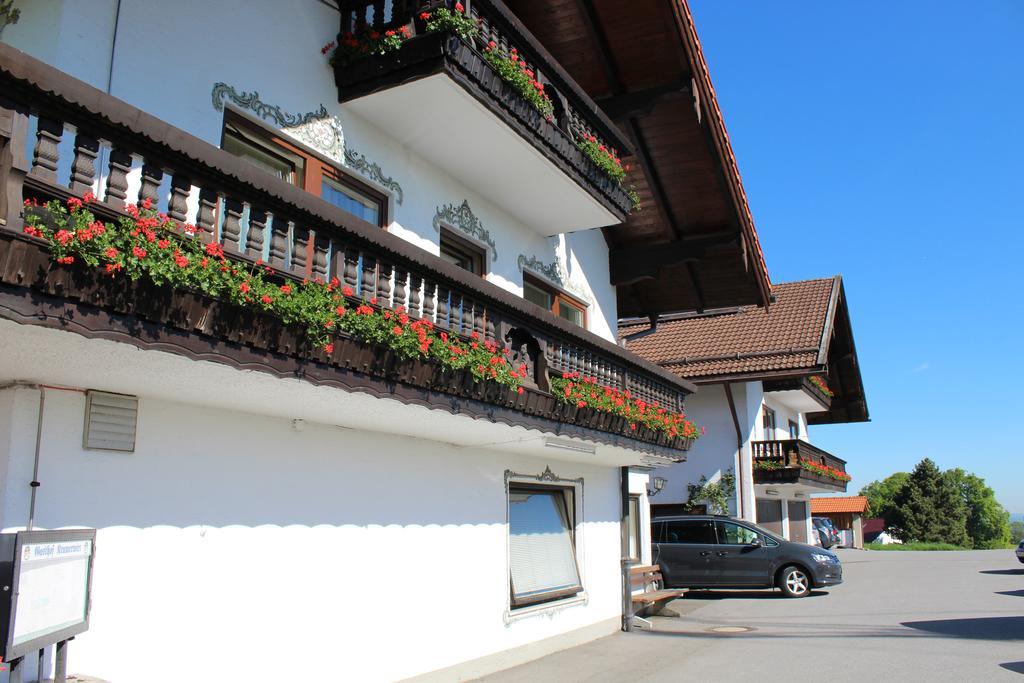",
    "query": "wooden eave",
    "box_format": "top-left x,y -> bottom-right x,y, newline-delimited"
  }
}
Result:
505,0 -> 772,317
